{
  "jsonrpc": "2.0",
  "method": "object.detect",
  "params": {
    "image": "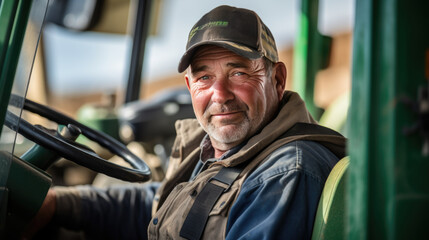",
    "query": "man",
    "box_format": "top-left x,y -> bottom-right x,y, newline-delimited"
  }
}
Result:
25,5 -> 346,240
